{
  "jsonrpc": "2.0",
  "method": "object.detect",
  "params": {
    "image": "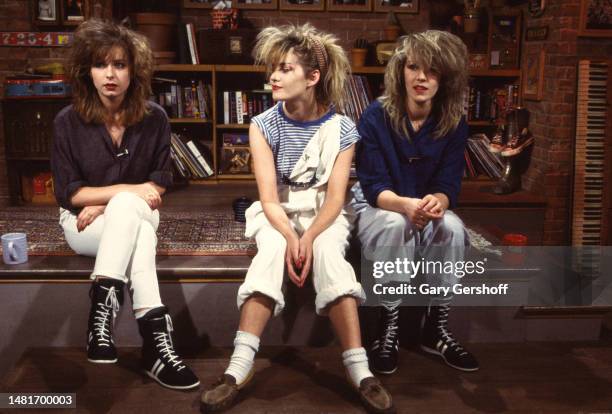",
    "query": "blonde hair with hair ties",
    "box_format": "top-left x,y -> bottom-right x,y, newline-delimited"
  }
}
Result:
379,30 -> 469,139
252,23 -> 350,111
